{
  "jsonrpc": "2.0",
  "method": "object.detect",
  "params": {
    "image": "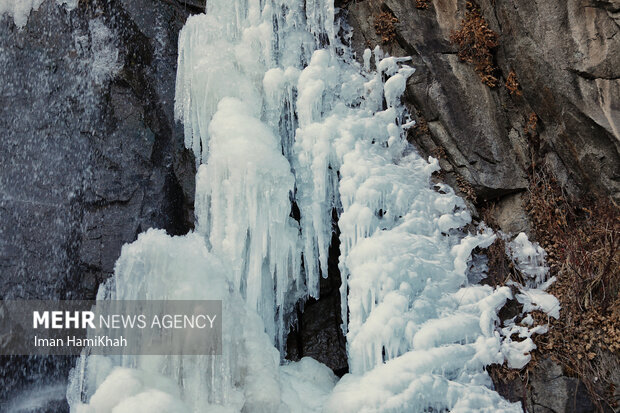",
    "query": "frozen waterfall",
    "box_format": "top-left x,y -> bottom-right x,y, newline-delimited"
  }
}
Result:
66,1 -> 556,412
